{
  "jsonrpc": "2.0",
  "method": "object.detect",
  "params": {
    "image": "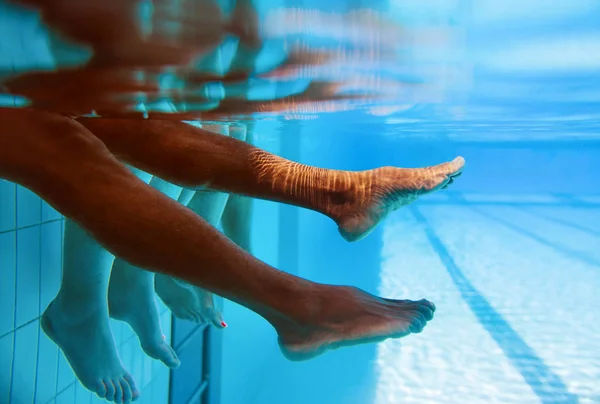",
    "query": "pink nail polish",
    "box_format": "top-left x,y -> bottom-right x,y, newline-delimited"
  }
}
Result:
221,321 -> 228,328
